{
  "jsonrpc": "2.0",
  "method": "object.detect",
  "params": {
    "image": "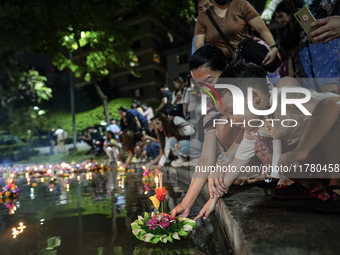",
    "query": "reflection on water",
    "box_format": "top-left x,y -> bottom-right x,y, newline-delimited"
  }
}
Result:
0,165 -> 232,255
